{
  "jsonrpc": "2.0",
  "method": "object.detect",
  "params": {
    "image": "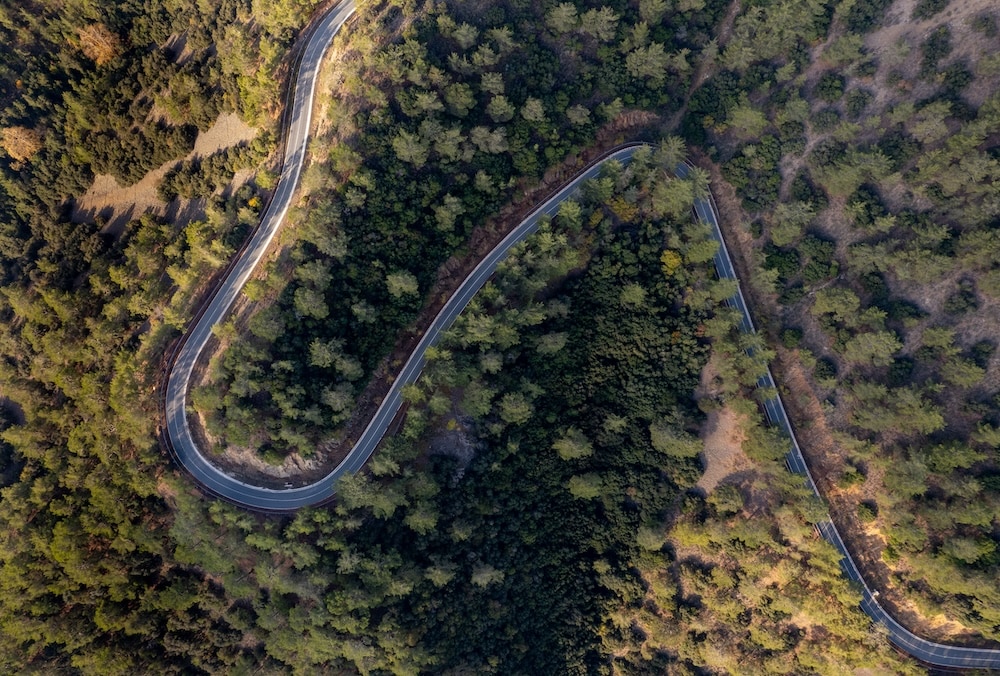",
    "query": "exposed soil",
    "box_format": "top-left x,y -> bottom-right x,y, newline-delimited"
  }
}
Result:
865,0 -> 1000,108
71,112 -> 258,234
694,355 -> 752,494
